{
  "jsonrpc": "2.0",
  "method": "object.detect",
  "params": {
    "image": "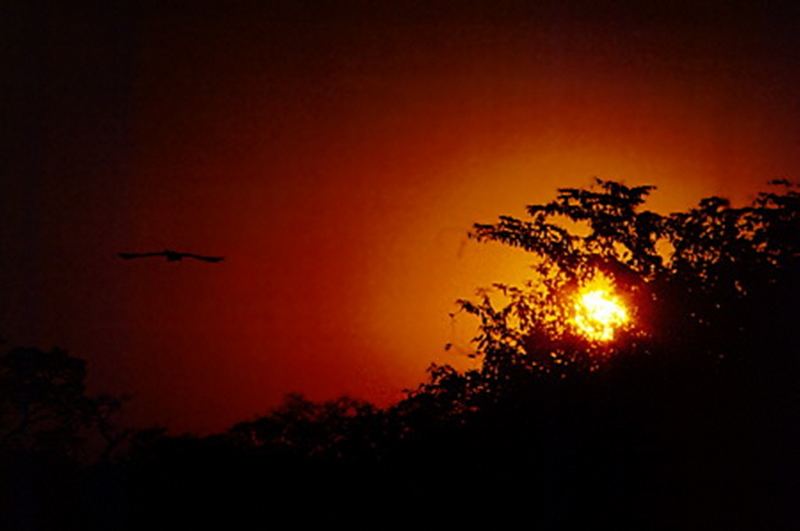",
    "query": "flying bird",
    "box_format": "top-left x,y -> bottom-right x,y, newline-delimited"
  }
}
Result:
117,249 -> 225,263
